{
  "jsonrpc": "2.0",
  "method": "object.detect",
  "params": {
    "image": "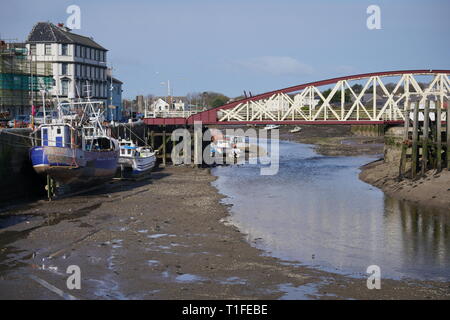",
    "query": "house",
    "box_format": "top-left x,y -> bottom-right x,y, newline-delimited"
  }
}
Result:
26,22 -> 109,103
106,74 -> 123,121
151,98 -> 170,111
173,99 -> 185,111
